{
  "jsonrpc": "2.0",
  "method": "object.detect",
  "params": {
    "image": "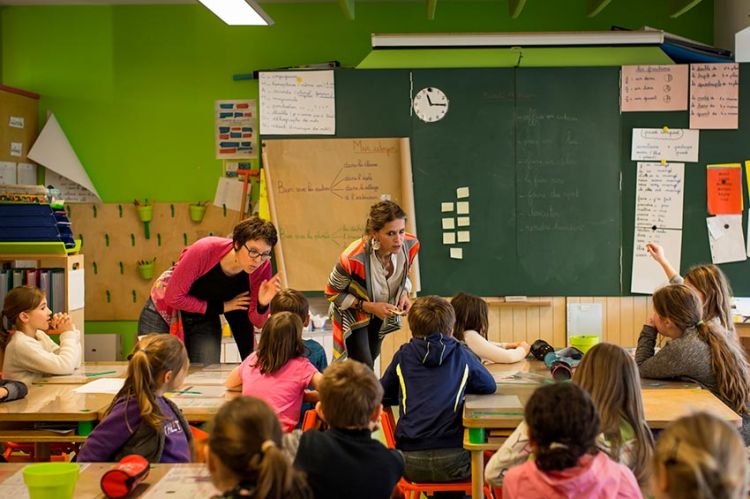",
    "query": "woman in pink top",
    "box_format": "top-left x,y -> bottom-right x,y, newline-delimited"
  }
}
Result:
503,382 -> 642,499
226,312 -> 323,432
